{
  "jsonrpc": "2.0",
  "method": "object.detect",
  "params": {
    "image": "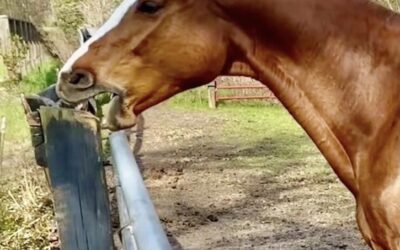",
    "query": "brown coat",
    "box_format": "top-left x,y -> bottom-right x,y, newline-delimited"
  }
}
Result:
56,1 -> 400,248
